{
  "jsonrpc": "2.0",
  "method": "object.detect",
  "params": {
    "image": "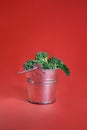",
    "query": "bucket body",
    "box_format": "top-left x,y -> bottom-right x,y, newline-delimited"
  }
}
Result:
25,65 -> 58,104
